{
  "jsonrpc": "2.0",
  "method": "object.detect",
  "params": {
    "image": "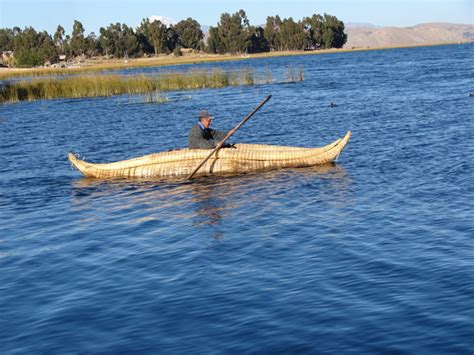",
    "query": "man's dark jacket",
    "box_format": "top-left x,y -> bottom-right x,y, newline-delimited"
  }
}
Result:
188,124 -> 227,149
